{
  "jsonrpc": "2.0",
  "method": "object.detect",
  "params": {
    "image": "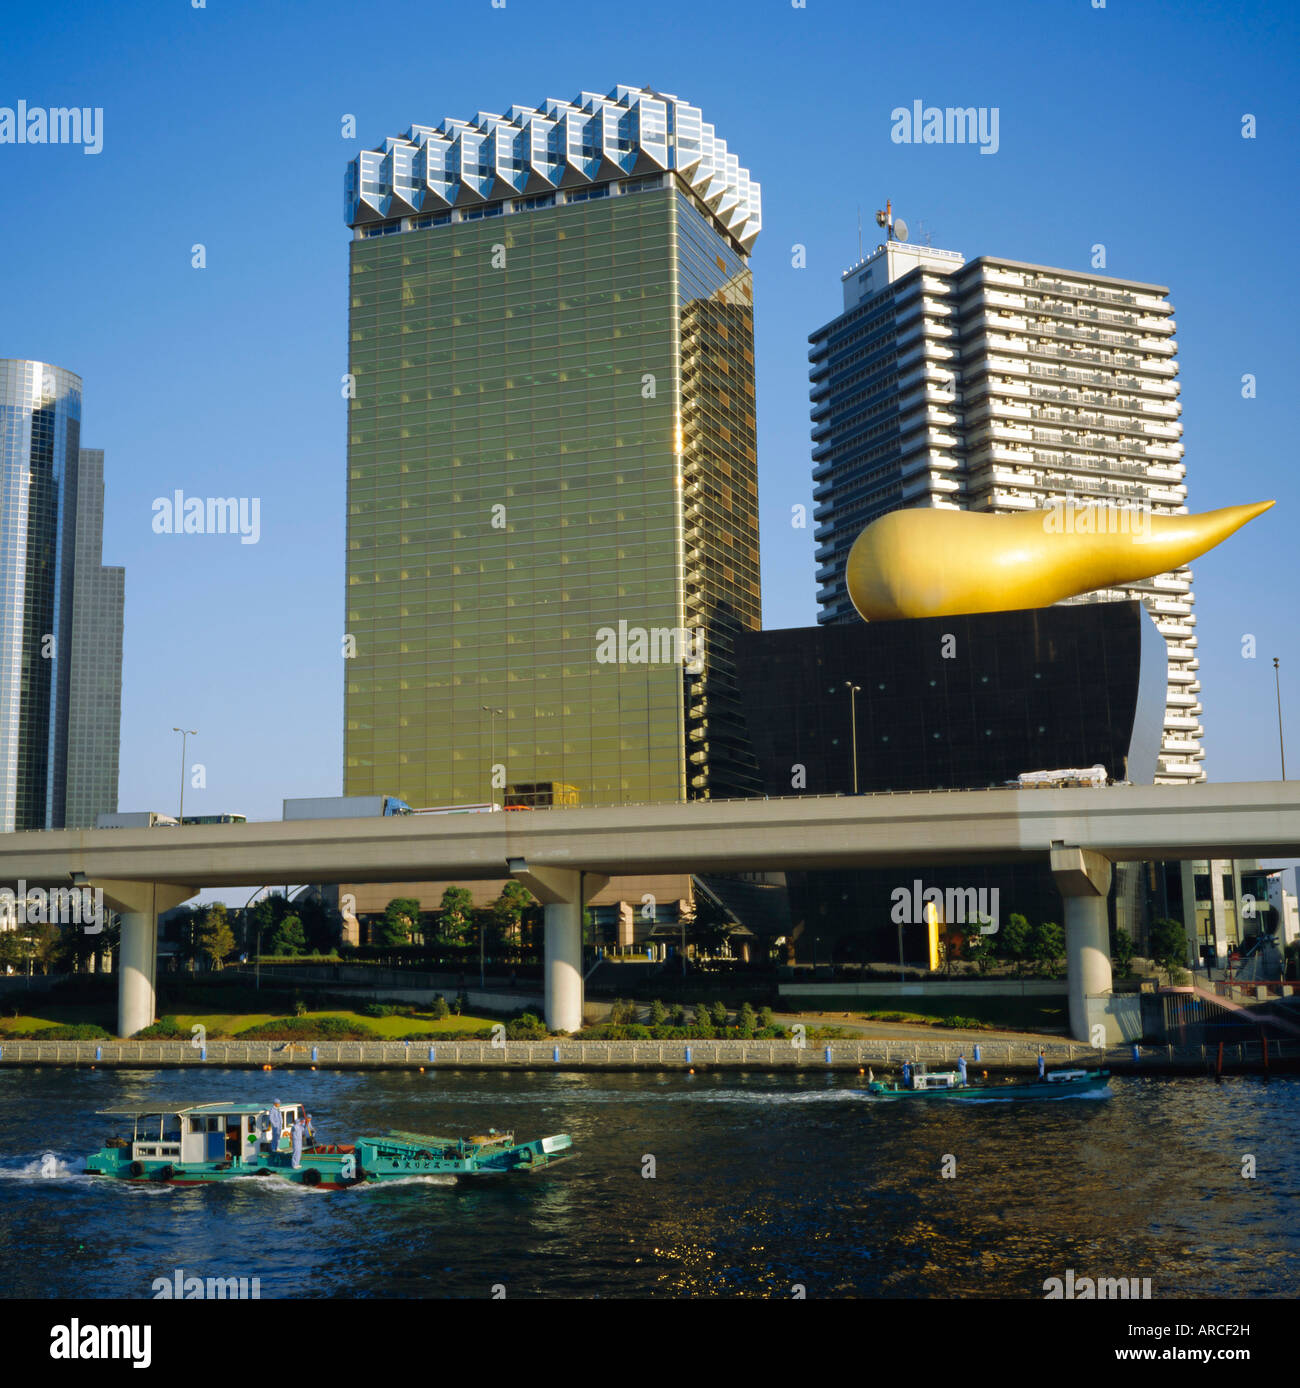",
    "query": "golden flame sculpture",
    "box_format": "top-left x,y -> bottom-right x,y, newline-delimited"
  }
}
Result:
845,500 -> 1274,622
